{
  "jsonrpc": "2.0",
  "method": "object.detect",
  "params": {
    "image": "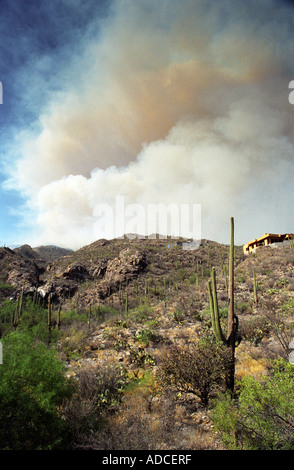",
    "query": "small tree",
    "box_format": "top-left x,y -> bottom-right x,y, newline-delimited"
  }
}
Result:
0,330 -> 75,450
62,363 -> 128,448
159,337 -> 230,407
